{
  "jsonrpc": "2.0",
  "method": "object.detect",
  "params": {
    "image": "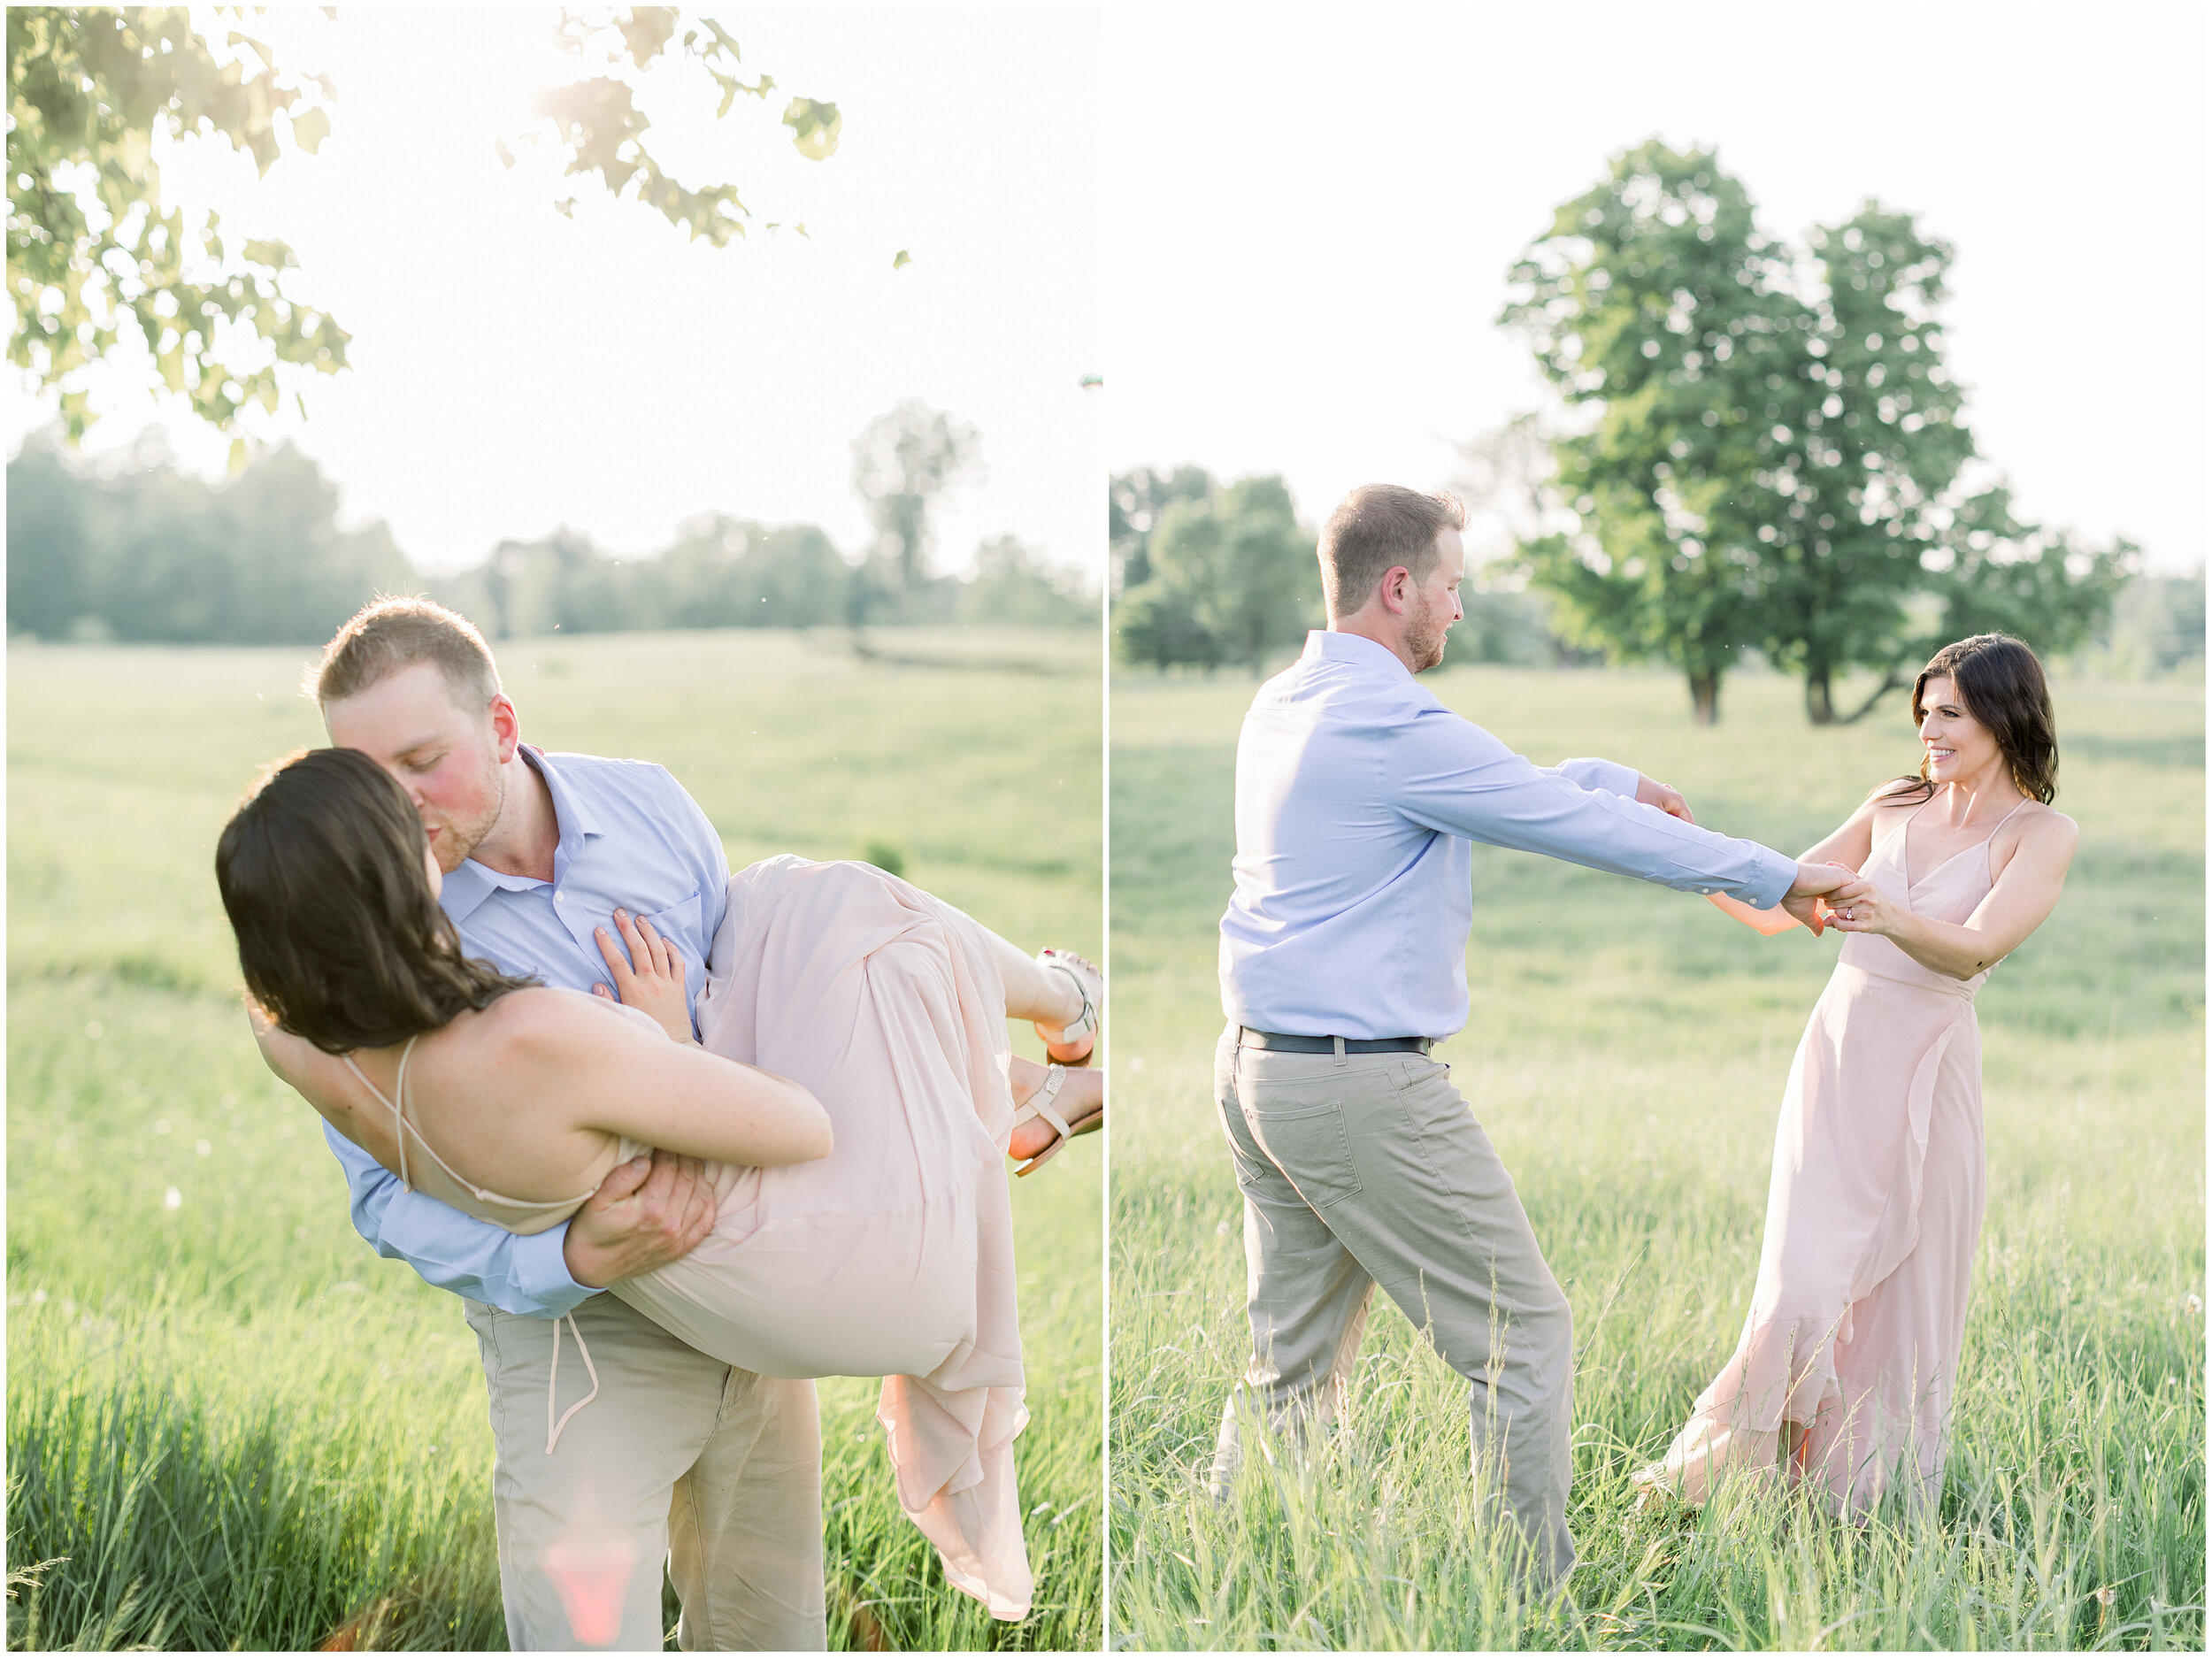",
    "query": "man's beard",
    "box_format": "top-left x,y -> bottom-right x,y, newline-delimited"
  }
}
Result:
433,756 -> 506,871
1406,590 -> 1450,672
